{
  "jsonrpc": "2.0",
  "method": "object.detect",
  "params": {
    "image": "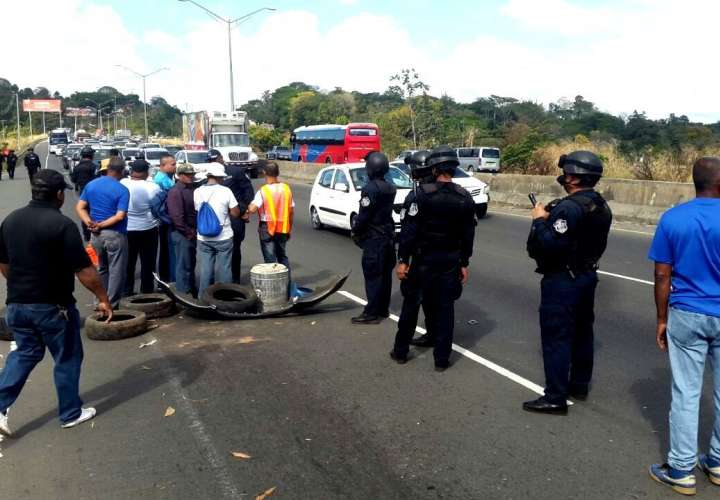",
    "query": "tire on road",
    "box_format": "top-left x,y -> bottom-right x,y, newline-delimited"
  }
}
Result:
120,293 -> 176,319
85,309 -> 148,341
0,316 -> 12,341
201,283 -> 258,314
476,203 -> 488,219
